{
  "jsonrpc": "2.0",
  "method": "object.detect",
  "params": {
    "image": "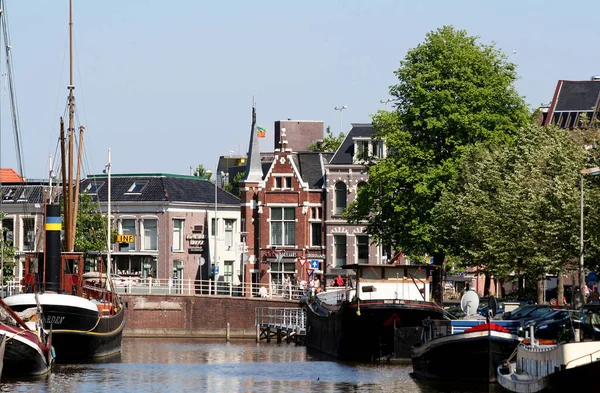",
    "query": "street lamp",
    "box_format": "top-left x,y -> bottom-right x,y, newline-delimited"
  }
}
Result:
580,166 -> 600,294
380,98 -> 393,105
334,105 -> 347,134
